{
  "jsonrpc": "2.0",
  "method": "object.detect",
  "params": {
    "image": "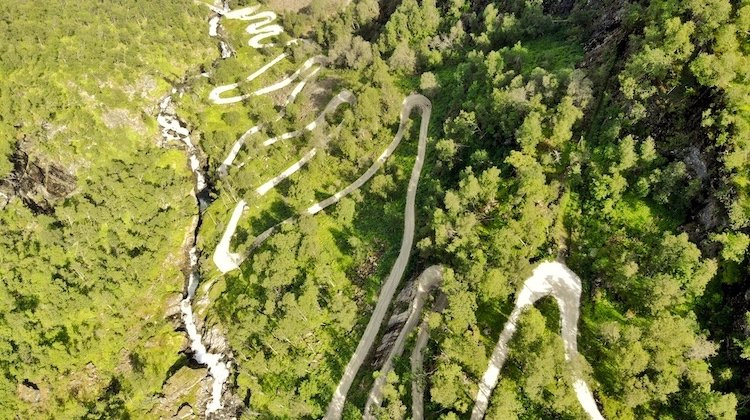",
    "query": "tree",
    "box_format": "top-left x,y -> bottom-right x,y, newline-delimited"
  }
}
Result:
355,0 -> 379,26
419,71 -> 439,96
711,232 -> 750,263
369,173 -> 395,198
344,36 -> 373,70
485,379 -> 523,419
435,138 -> 457,168
388,41 -> 417,73
430,362 -> 473,413
335,197 -> 356,226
